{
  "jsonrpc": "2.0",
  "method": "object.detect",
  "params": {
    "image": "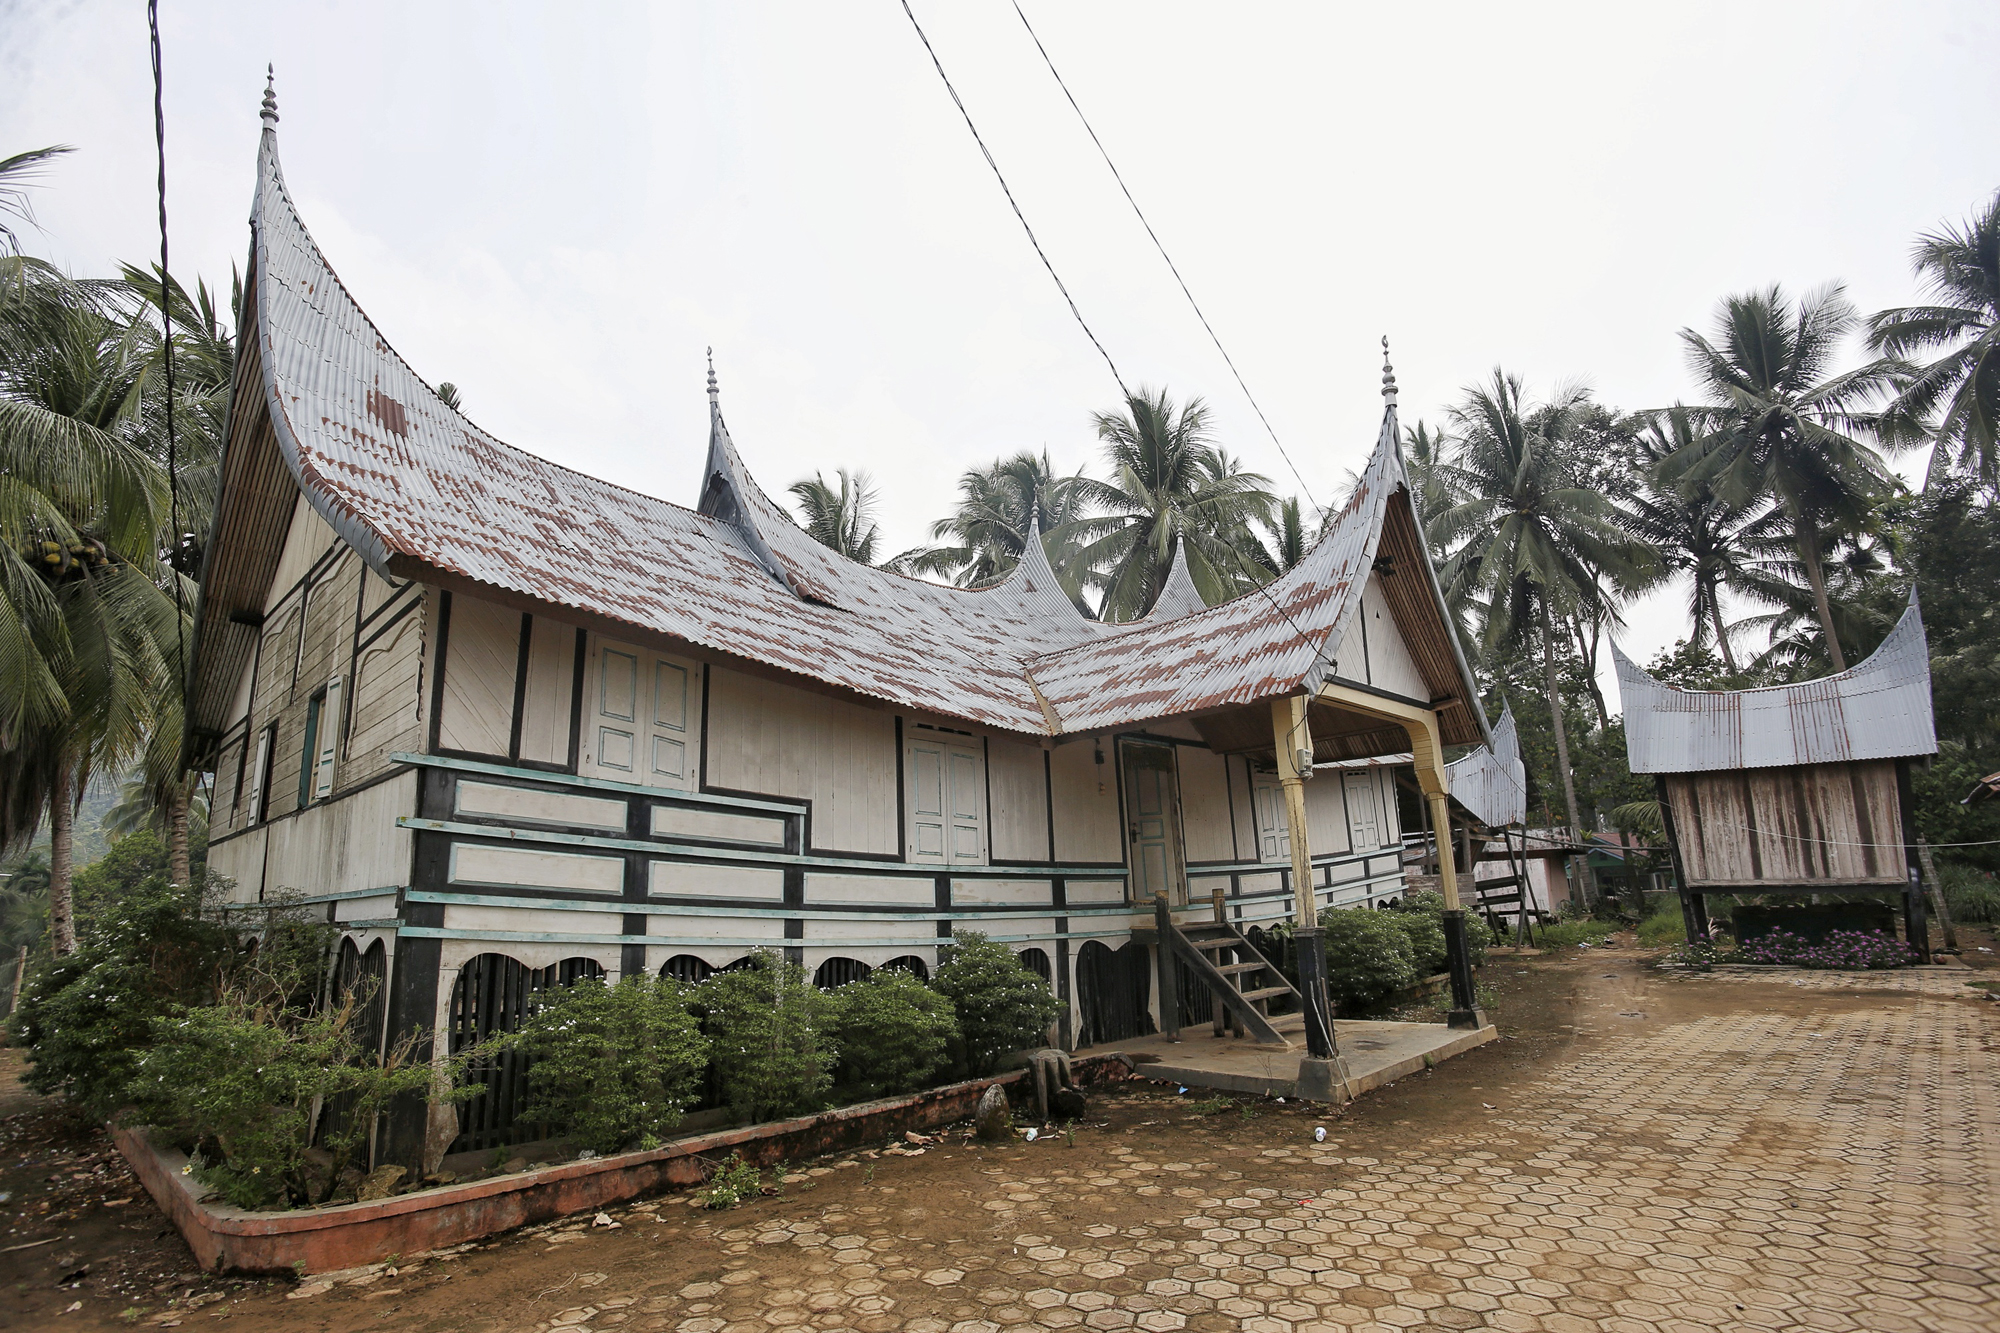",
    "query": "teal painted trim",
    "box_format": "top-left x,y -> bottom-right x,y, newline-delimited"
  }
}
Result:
392,752 -> 802,815
400,816 -> 1131,881
333,918 -> 401,930
219,886 -> 403,909
405,889 -> 1136,920
1187,848 -> 1400,878
400,926 -> 1137,948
